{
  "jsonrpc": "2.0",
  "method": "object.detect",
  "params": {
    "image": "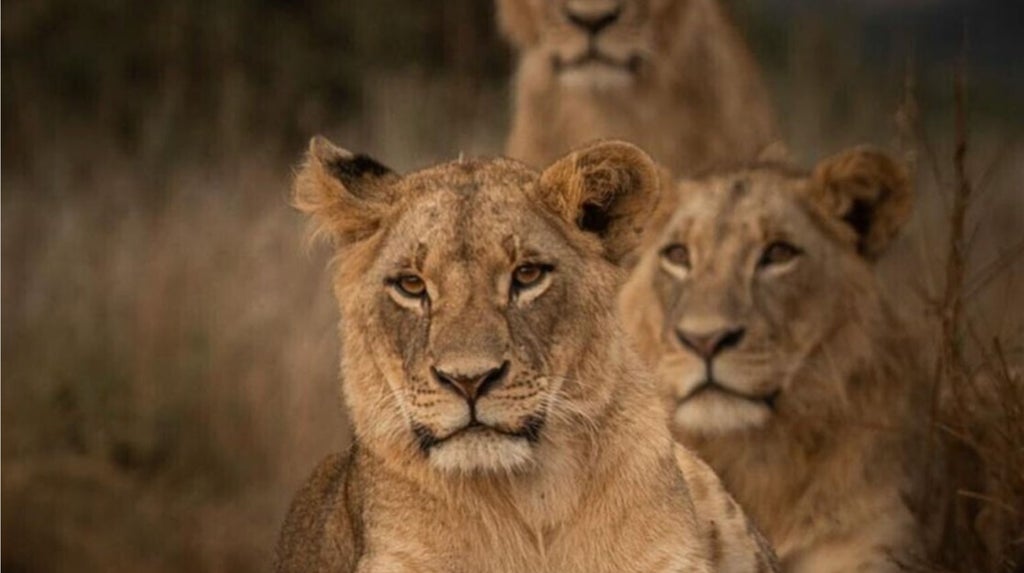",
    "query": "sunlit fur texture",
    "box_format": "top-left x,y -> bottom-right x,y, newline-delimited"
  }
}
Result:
619,147 -> 934,572
276,138 -> 779,573
499,0 -> 780,175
